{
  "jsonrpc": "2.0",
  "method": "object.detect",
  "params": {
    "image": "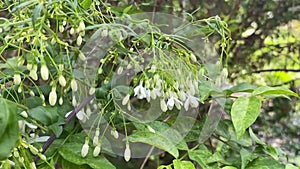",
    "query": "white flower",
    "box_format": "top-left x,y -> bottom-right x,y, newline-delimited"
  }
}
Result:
93,144 -> 101,157
134,82 -> 147,99
76,110 -> 88,123
49,87 -> 57,106
167,97 -> 175,110
70,27 -> 75,35
30,162 -> 37,169
117,66 -> 123,75
70,79 -> 78,92
101,29 -> 108,37
122,94 -> 130,105
40,64 -> 49,81
160,99 -> 168,112
13,74 -> 21,85
81,140 -> 89,157
124,144 -> 131,162
58,75 -> 66,87
150,88 -> 161,100
145,89 -> 151,102
184,94 -> 199,111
